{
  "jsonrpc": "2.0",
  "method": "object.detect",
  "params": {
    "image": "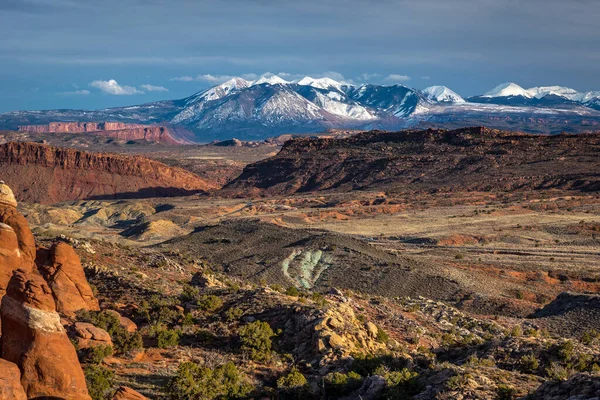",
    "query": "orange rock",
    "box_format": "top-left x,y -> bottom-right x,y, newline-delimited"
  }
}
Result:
0,223 -> 21,299
0,183 -> 35,271
0,359 -> 27,400
72,321 -> 113,349
38,241 -> 100,317
113,386 -> 150,400
0,269 -> 91,399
